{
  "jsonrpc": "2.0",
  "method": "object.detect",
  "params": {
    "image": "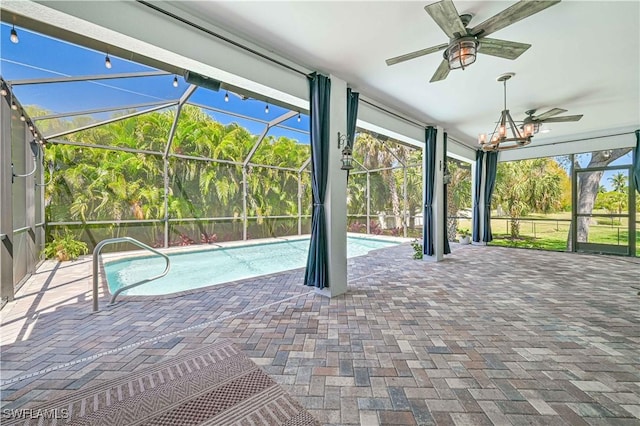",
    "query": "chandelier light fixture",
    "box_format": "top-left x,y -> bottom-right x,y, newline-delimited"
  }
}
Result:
478,73 -> 534,152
